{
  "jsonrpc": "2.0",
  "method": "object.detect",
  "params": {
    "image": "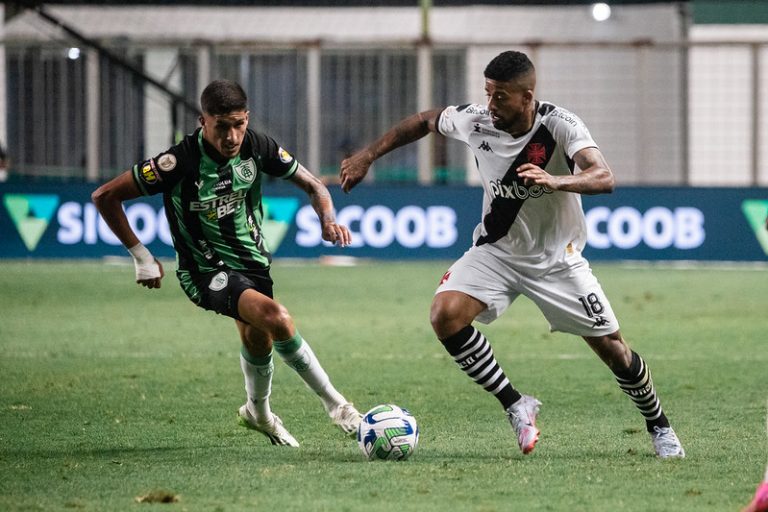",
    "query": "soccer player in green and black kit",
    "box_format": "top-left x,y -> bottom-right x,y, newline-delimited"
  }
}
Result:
93,79 -> 362,447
